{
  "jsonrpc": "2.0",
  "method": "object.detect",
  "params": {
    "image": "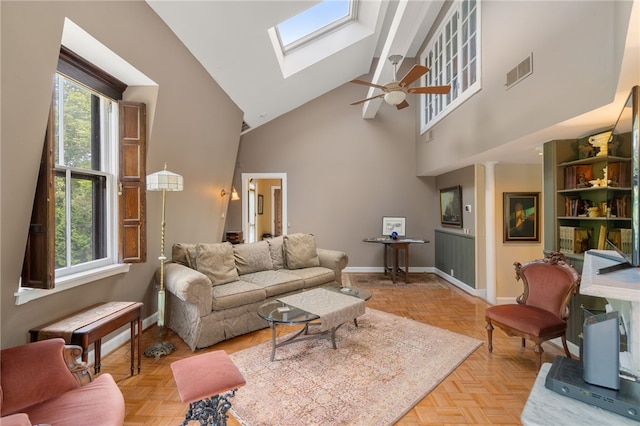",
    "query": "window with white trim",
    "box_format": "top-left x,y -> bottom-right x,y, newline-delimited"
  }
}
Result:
420,0 -> 481,133
53,74 -> 117,278
21,47 -> 146,294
